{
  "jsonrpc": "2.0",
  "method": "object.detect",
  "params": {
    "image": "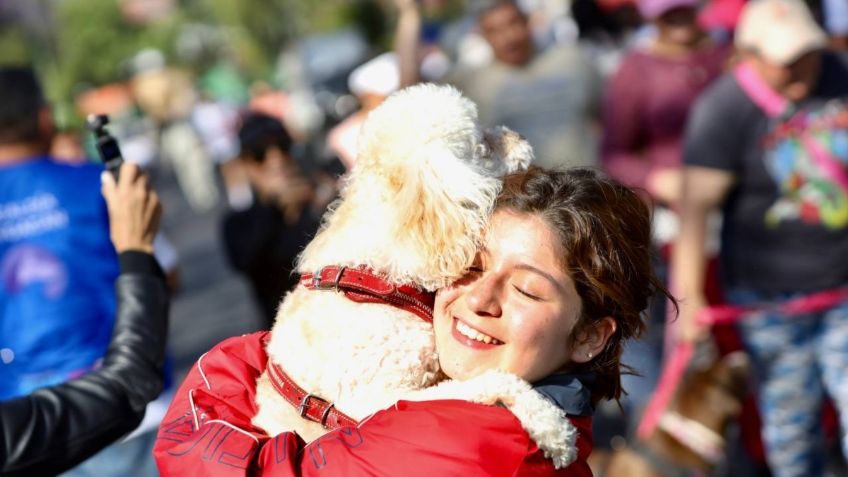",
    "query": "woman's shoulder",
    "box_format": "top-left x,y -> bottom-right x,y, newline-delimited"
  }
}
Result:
367,398 -> 591,476
393,371 -> 589,470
